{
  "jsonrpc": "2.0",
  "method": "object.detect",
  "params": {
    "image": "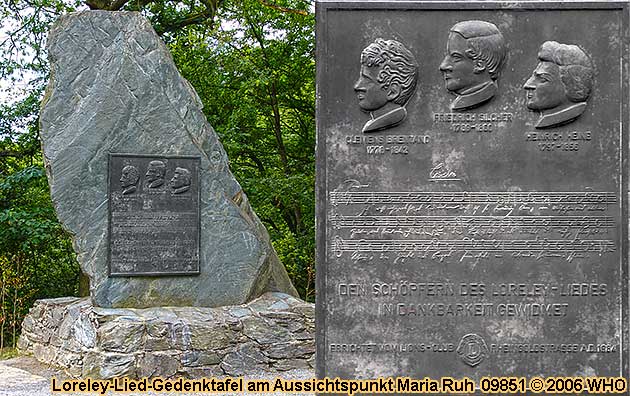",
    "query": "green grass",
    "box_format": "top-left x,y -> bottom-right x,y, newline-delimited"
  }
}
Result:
0,347 -> 17,360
